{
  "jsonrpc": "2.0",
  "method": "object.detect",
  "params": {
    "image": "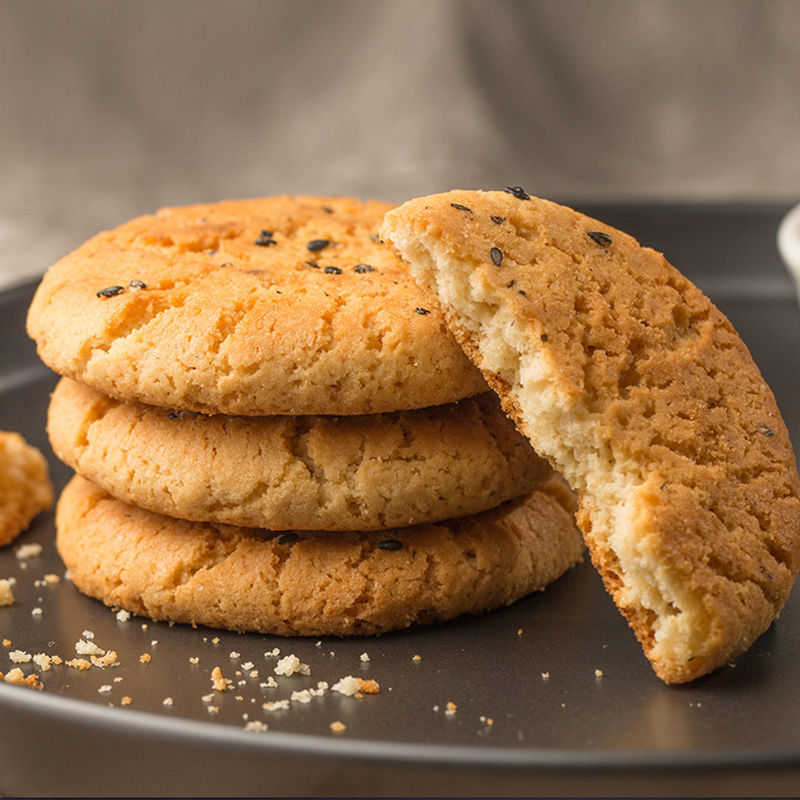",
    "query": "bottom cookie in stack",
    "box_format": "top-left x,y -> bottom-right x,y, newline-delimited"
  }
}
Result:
57,474 -> 584,636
